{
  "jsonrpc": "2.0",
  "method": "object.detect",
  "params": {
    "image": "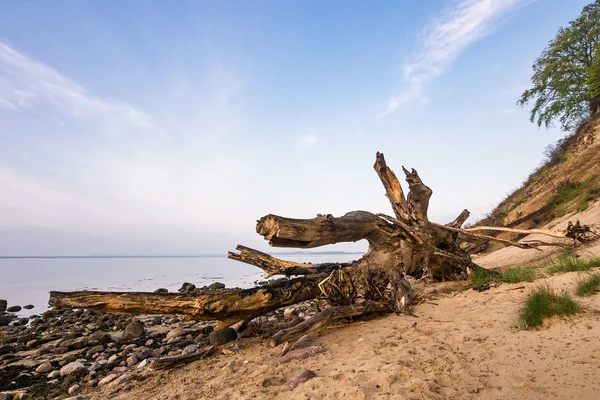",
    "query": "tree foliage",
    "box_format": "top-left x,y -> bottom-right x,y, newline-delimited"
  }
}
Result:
518,1 -> 600,131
